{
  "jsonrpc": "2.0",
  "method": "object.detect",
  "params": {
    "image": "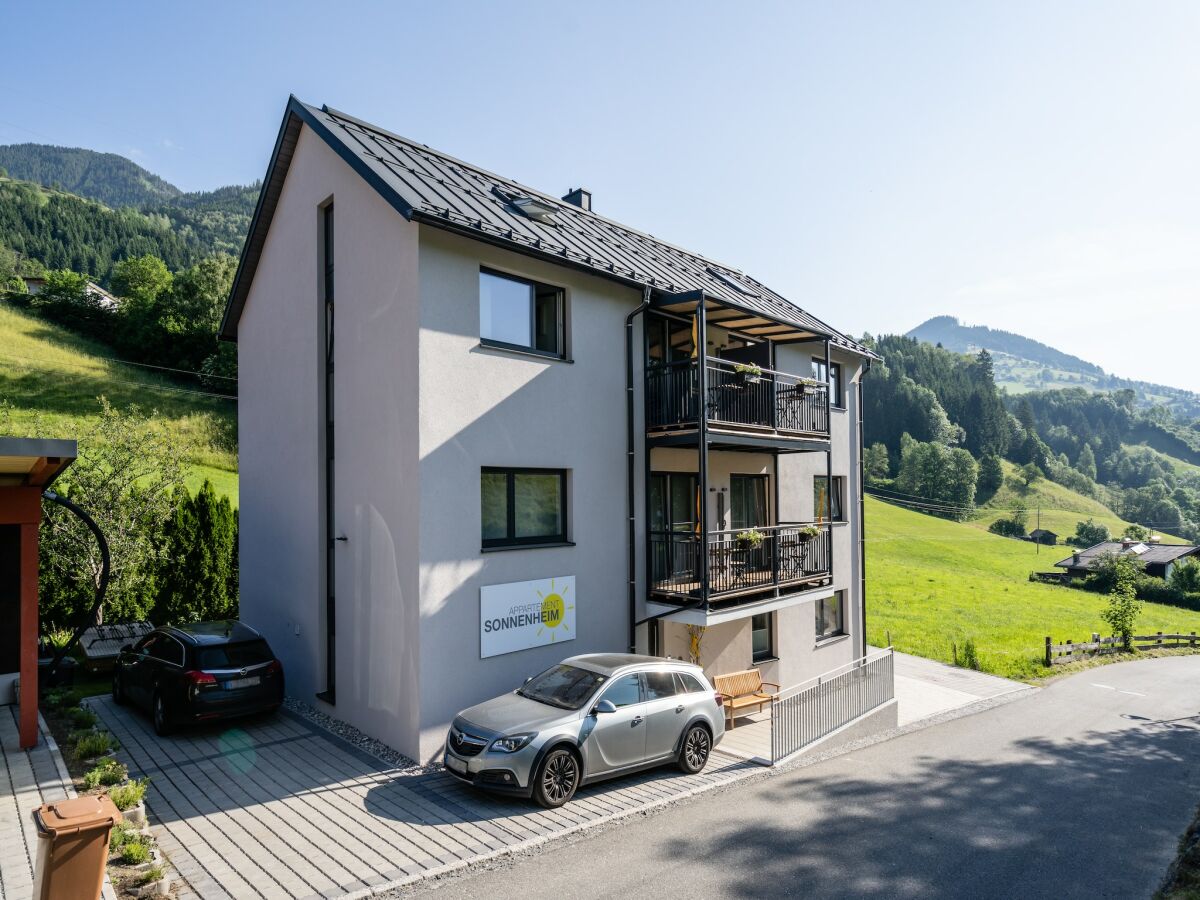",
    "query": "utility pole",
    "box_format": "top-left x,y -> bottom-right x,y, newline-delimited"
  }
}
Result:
1036,505 -> 1041,555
